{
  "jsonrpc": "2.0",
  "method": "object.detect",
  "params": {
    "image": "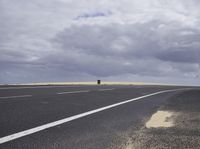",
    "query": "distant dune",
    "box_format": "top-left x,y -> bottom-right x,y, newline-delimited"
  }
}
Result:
0,82 -> 184,86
